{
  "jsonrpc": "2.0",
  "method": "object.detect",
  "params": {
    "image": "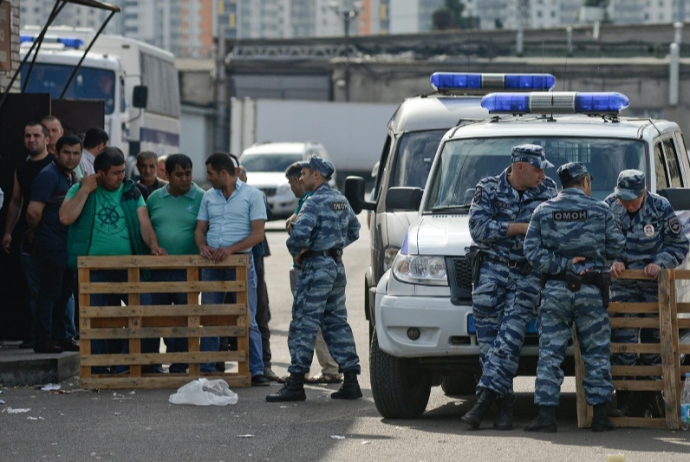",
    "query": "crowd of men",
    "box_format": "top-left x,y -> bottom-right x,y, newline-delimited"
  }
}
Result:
464,144 -> 689,433
2,117 -> 363,401
4,118 -> 683,425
